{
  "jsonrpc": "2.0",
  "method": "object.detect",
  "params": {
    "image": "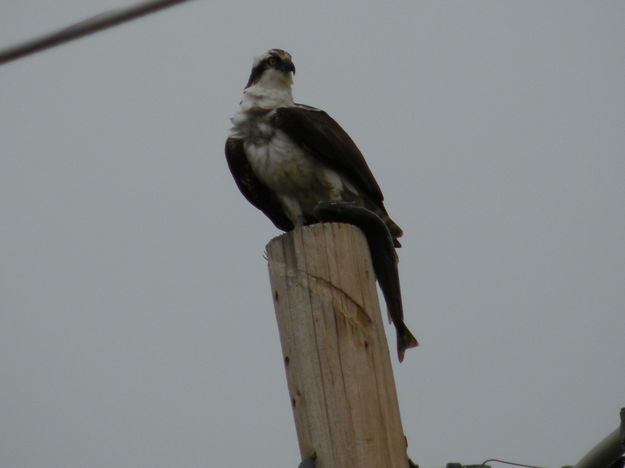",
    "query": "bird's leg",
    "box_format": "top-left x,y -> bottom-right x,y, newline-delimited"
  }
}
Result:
295,214 -> 307,227
279,196 -> 307,229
